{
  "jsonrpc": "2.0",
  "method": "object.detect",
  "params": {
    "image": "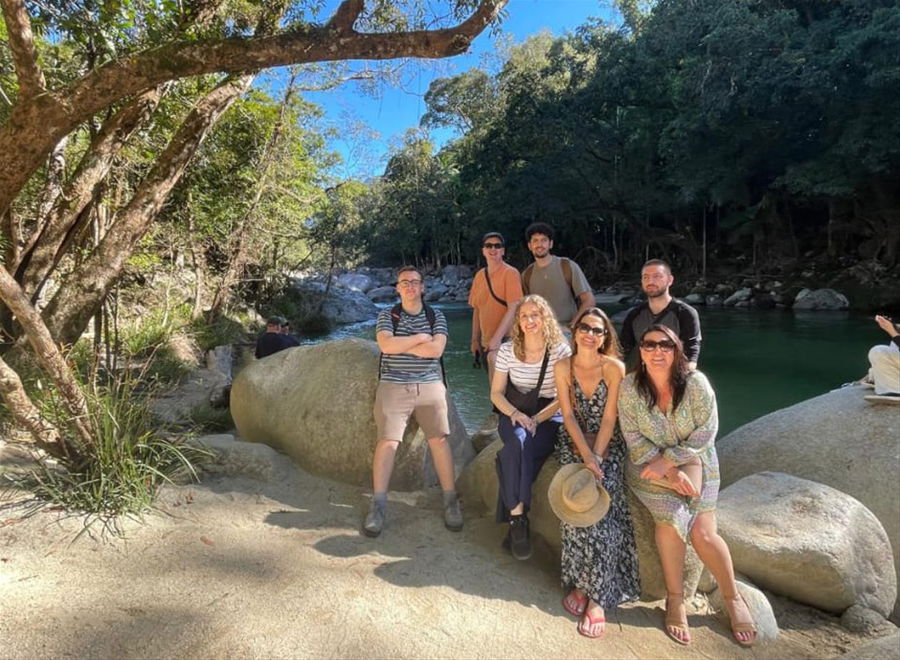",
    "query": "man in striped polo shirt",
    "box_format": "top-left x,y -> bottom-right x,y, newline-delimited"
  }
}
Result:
363,266 -> 463,537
